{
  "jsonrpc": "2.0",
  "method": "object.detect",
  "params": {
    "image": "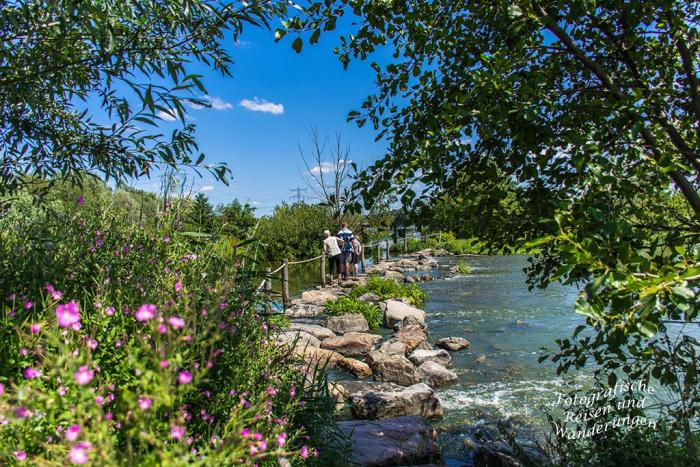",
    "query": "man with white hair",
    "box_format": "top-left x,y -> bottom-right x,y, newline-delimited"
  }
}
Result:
322,229 -> 342,284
